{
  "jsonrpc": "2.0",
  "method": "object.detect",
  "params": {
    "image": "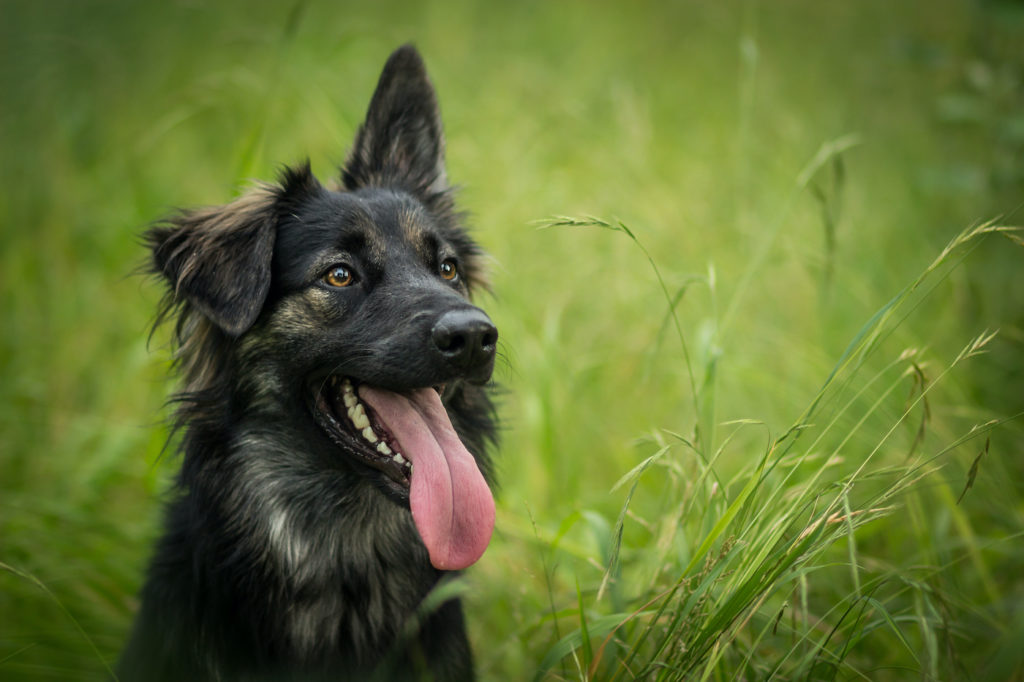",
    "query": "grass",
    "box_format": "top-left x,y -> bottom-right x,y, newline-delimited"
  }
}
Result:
520,218 -> 1020,680
2,0 -> 1023,680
